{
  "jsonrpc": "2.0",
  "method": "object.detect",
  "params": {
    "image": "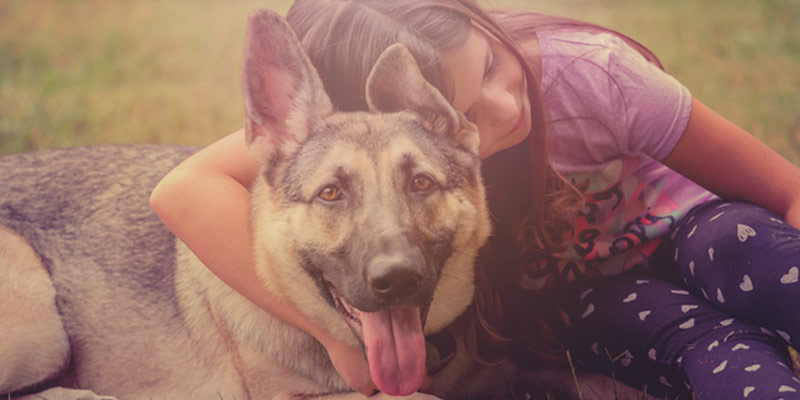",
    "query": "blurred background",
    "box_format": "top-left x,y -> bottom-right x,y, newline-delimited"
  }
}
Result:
1,0 -> 798,162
